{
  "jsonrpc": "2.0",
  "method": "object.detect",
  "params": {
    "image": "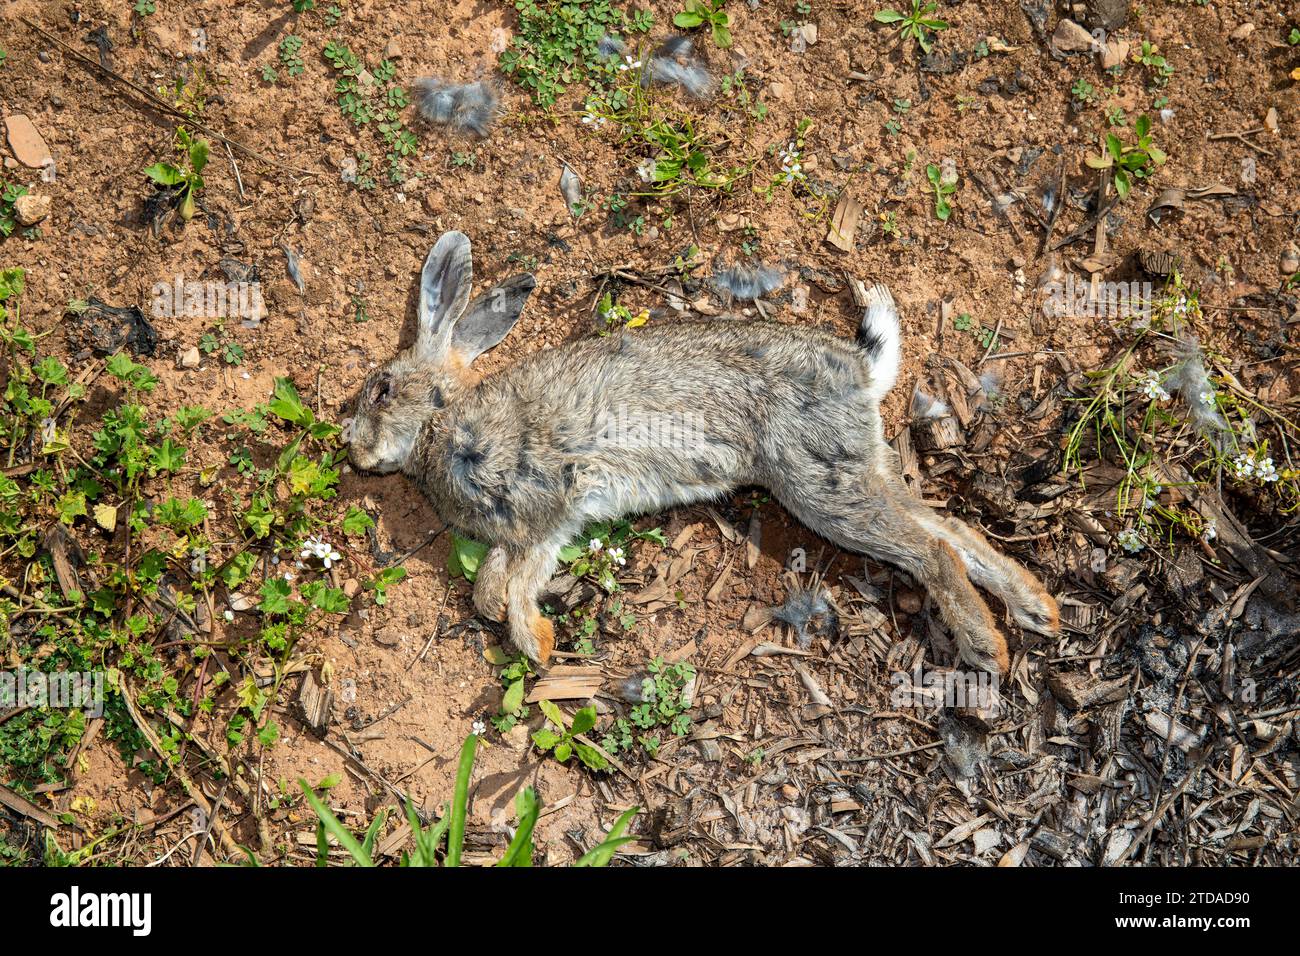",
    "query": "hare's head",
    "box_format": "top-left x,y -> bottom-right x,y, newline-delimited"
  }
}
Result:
347,231 -> 534,473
